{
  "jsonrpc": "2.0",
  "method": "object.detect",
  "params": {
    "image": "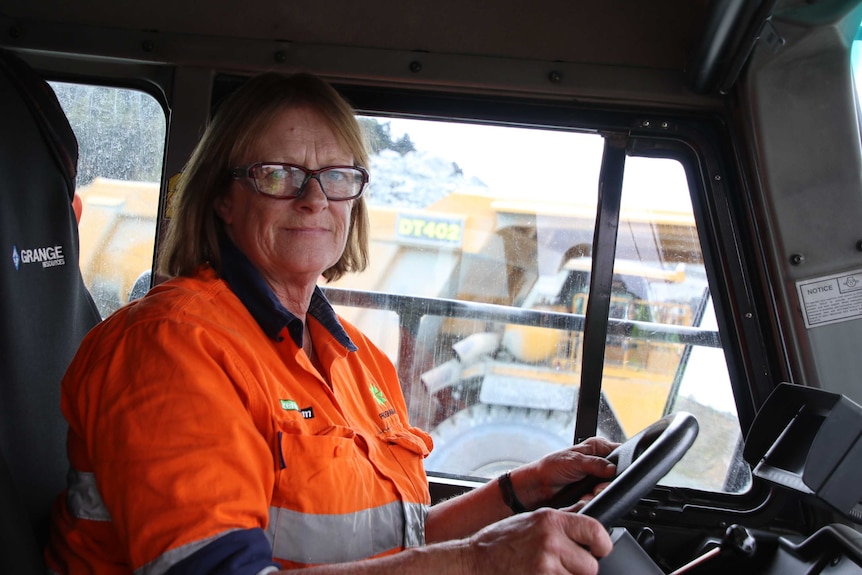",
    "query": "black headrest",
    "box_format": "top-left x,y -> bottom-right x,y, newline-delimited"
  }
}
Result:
0,48 -> 101,545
